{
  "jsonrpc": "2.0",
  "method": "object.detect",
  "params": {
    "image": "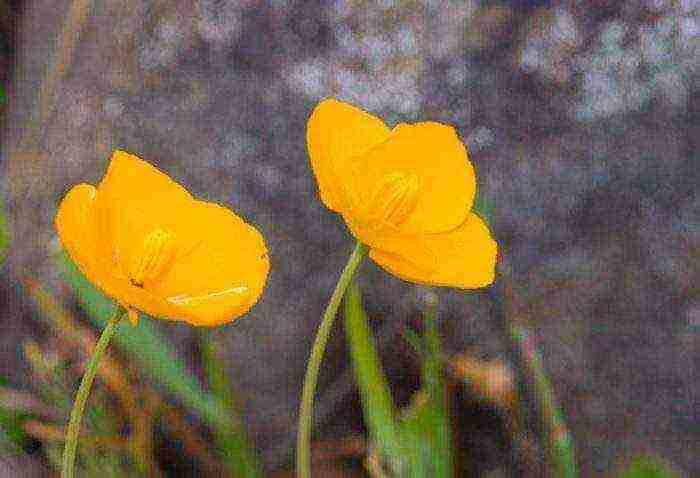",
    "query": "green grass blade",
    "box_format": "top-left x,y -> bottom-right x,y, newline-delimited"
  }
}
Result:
199,330 -> 261,476
343,279 -> 404,470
